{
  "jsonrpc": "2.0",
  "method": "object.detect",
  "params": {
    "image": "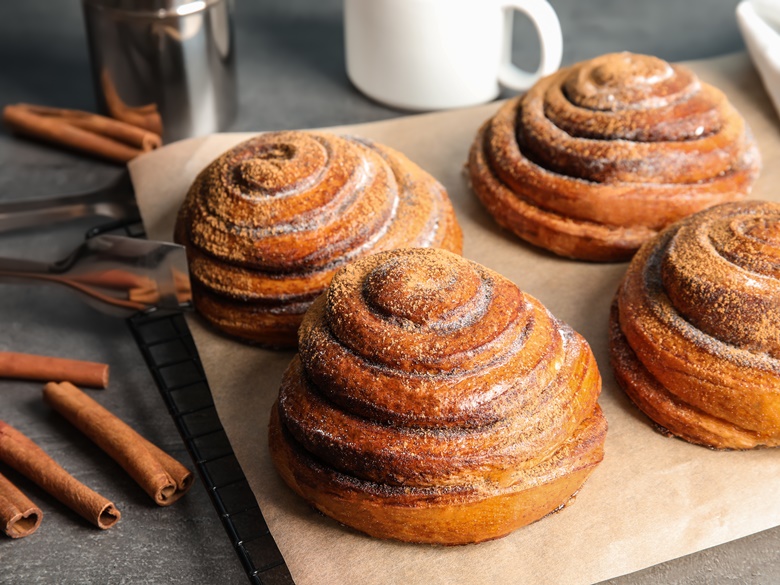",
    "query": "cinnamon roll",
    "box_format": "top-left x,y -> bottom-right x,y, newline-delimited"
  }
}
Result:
468,52 -> 760,261
610,201 -> 780,449
174,131 -> 462,347
269,248 -> 606,544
